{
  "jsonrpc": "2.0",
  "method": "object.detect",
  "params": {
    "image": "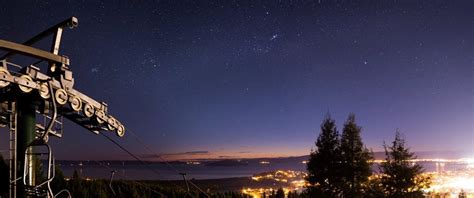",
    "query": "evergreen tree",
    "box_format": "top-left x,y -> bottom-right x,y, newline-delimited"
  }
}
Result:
305,114 -> 341,197
364,174 -> 387,198
380,131 -> 430,198
275,188 -> 284,198
339,113 -> 373,198
70,169 -> 84,197
50,166 -> 67,194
